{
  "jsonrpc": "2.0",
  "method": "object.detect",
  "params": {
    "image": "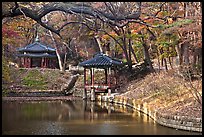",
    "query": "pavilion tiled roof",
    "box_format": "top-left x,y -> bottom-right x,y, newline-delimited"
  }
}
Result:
79,53 -> 123,68
16,53 -> 56,58
17,42 -> 56,53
